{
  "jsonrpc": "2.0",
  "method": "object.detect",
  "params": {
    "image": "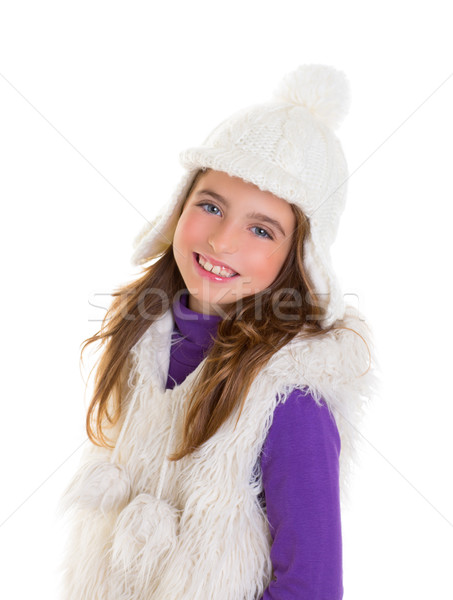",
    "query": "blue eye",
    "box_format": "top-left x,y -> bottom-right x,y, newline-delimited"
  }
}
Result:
198,202 -> 221,215
251,226 -> 272,239
196,202 -> 273,239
